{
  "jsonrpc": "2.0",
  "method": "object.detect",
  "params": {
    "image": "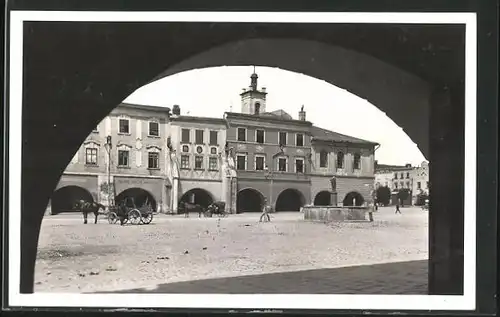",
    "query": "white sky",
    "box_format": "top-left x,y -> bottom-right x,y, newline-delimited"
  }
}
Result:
124,66 -> 427,166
